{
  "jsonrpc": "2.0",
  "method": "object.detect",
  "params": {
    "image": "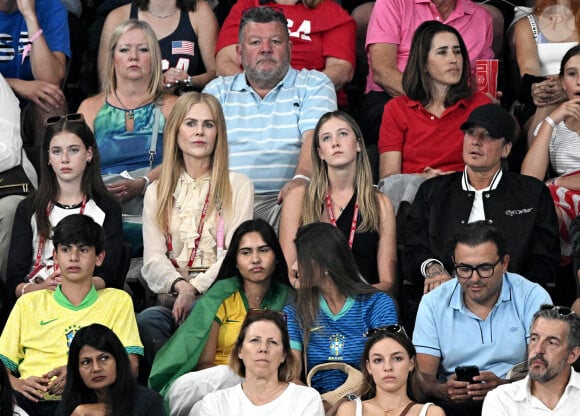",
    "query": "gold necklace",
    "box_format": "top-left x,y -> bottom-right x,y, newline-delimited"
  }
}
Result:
370,400 -> 413,416
148,7 -> 178,19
